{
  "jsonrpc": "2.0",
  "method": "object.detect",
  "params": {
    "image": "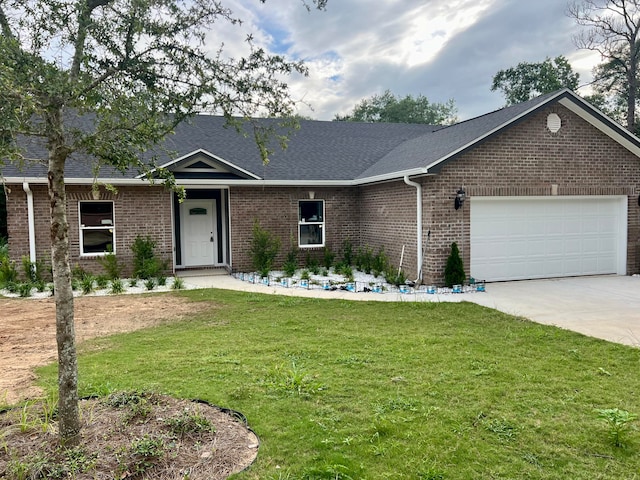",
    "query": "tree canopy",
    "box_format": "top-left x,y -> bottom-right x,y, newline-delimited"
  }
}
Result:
491,56 -> 580,105
0,0 -> 326,446
568,0 -> 640,132
335,90 -> 458,125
